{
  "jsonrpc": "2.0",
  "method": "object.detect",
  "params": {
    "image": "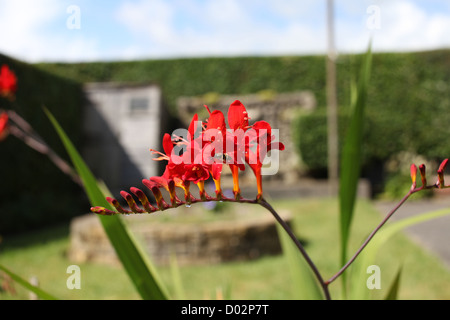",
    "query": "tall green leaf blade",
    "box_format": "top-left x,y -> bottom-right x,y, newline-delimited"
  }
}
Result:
339,44 -> 372,270
169,252 -> 186,300
349,207 -> 450,299
384,266 -> 402,300
0,264 -> 58,300
44,108 -> 169,300
276,224 -> 324,300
